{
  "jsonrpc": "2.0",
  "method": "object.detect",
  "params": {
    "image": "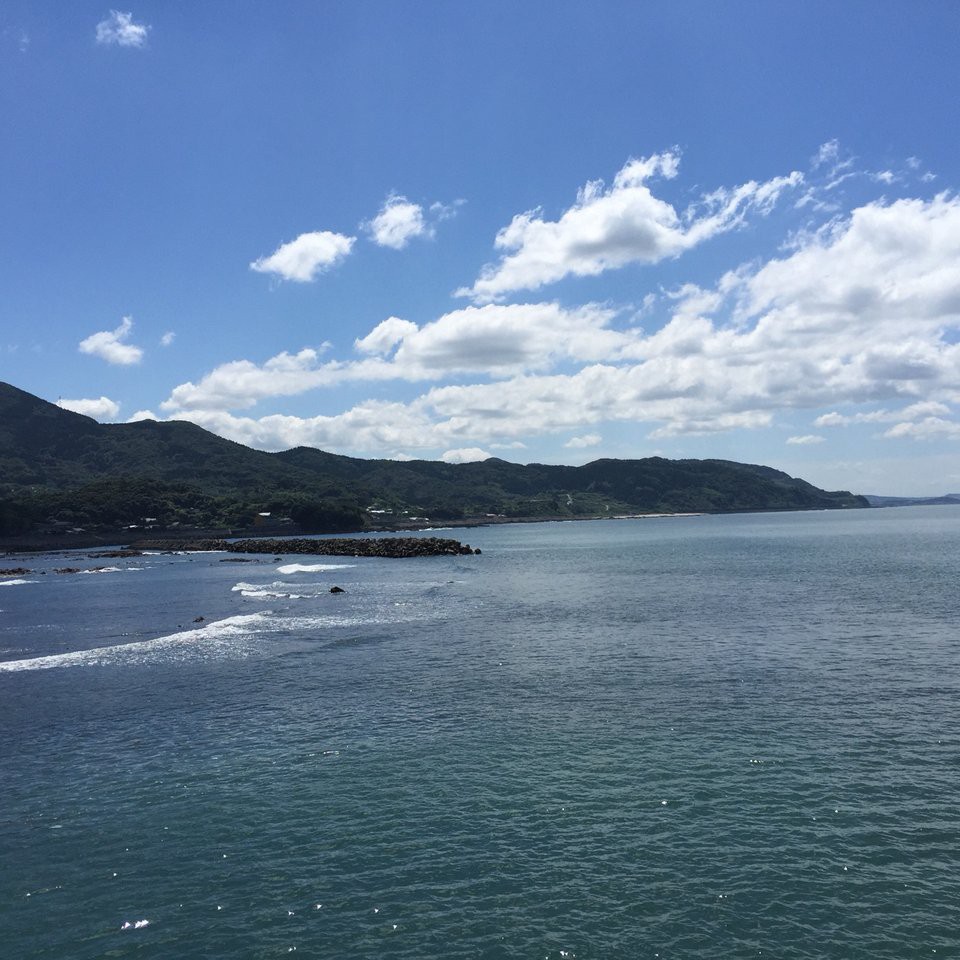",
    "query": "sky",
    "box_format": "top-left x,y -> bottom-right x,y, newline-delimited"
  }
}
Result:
2,2 -> 960,495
